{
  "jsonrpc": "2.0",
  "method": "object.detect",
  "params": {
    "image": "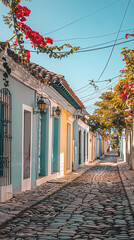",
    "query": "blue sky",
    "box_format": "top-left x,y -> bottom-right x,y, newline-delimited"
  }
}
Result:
0,0 -> 134,113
